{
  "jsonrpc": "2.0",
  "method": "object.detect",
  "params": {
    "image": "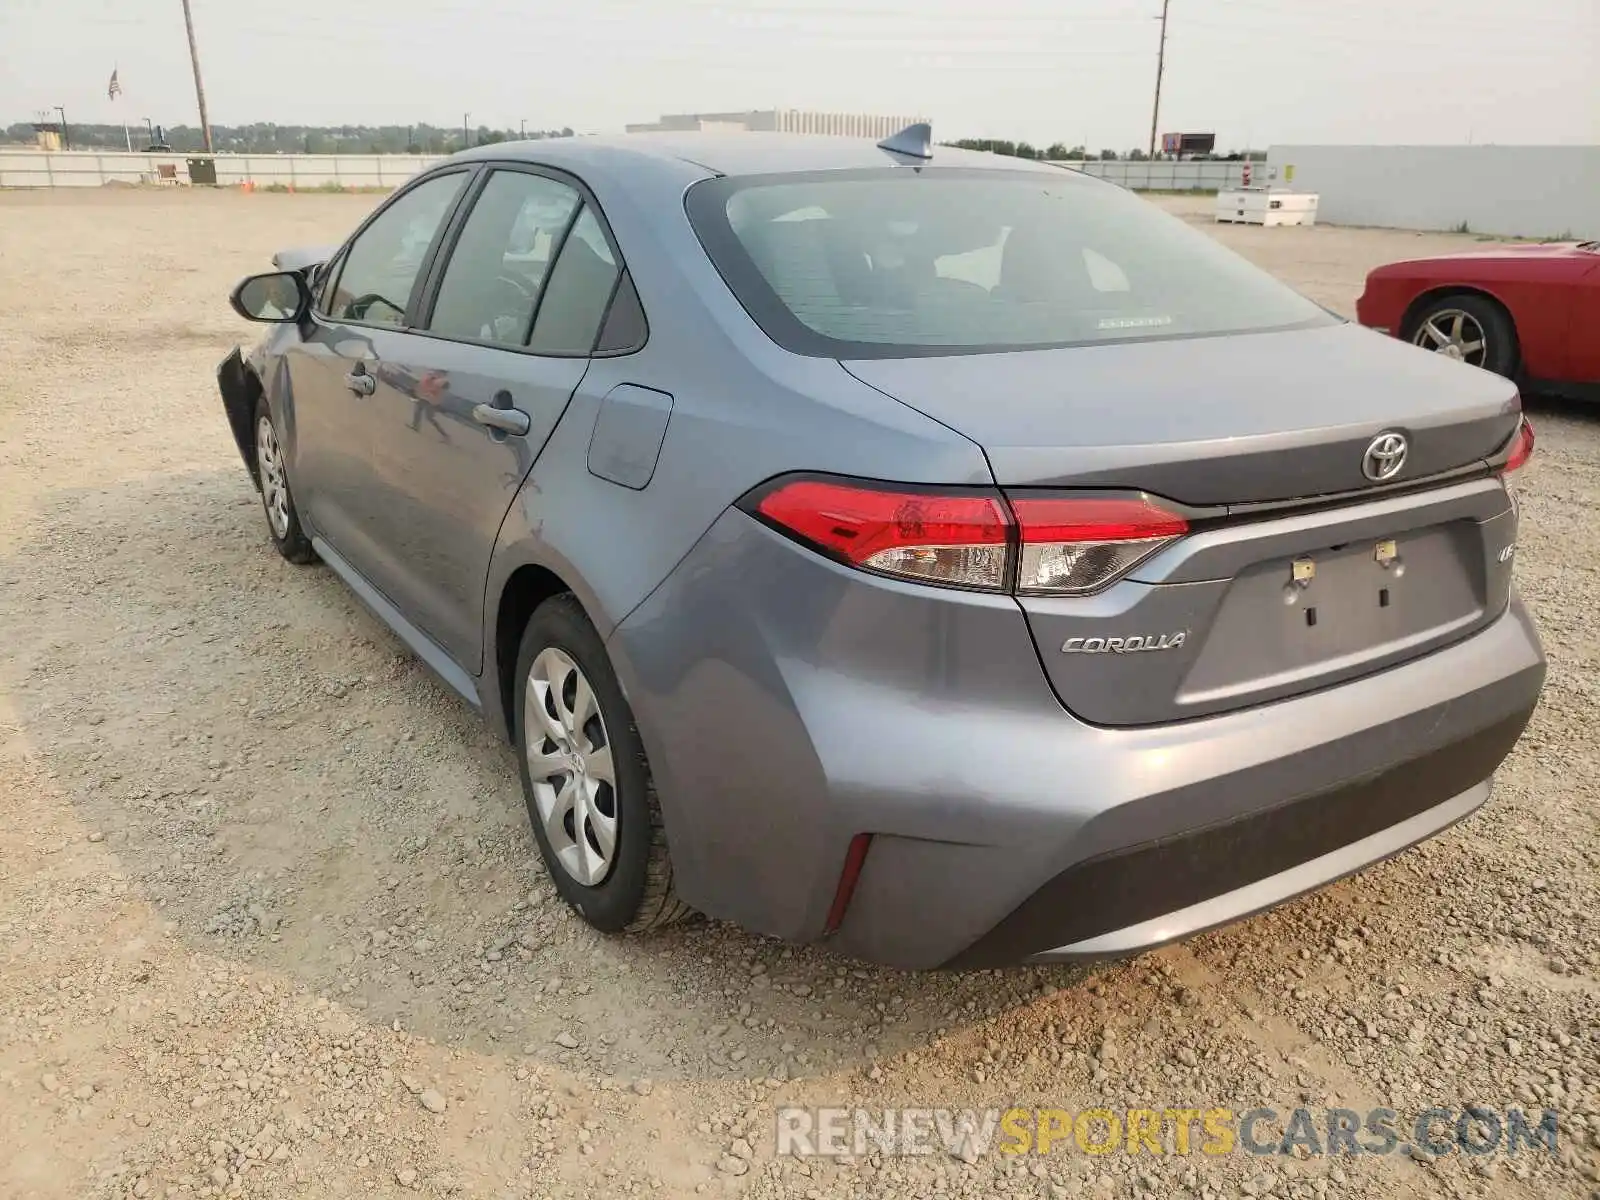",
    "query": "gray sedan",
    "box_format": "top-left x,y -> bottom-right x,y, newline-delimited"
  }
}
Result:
218,129 -> 1544,969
